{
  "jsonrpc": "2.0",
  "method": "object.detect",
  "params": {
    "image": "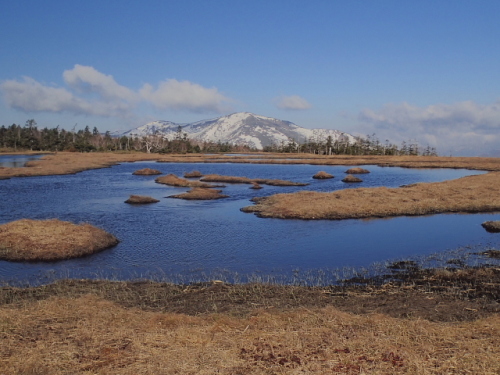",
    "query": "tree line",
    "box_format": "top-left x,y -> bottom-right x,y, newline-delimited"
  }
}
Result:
264,132 -> 437,156
0,120 -> 253,154
1,120 -> 437,156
